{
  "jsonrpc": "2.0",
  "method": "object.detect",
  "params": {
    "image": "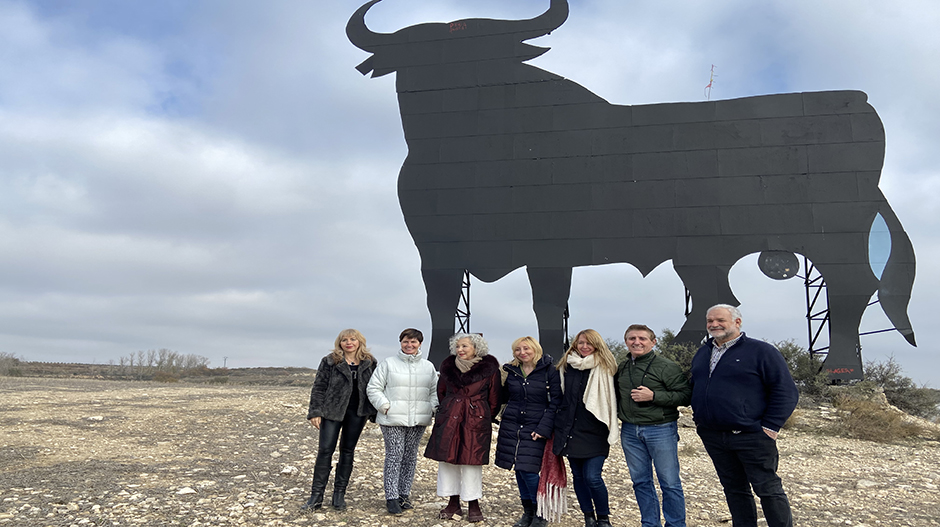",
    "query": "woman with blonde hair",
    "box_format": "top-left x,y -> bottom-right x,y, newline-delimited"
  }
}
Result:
553,329 -> 619,527
496,336 -> 562,527
303,329 -> 377,511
